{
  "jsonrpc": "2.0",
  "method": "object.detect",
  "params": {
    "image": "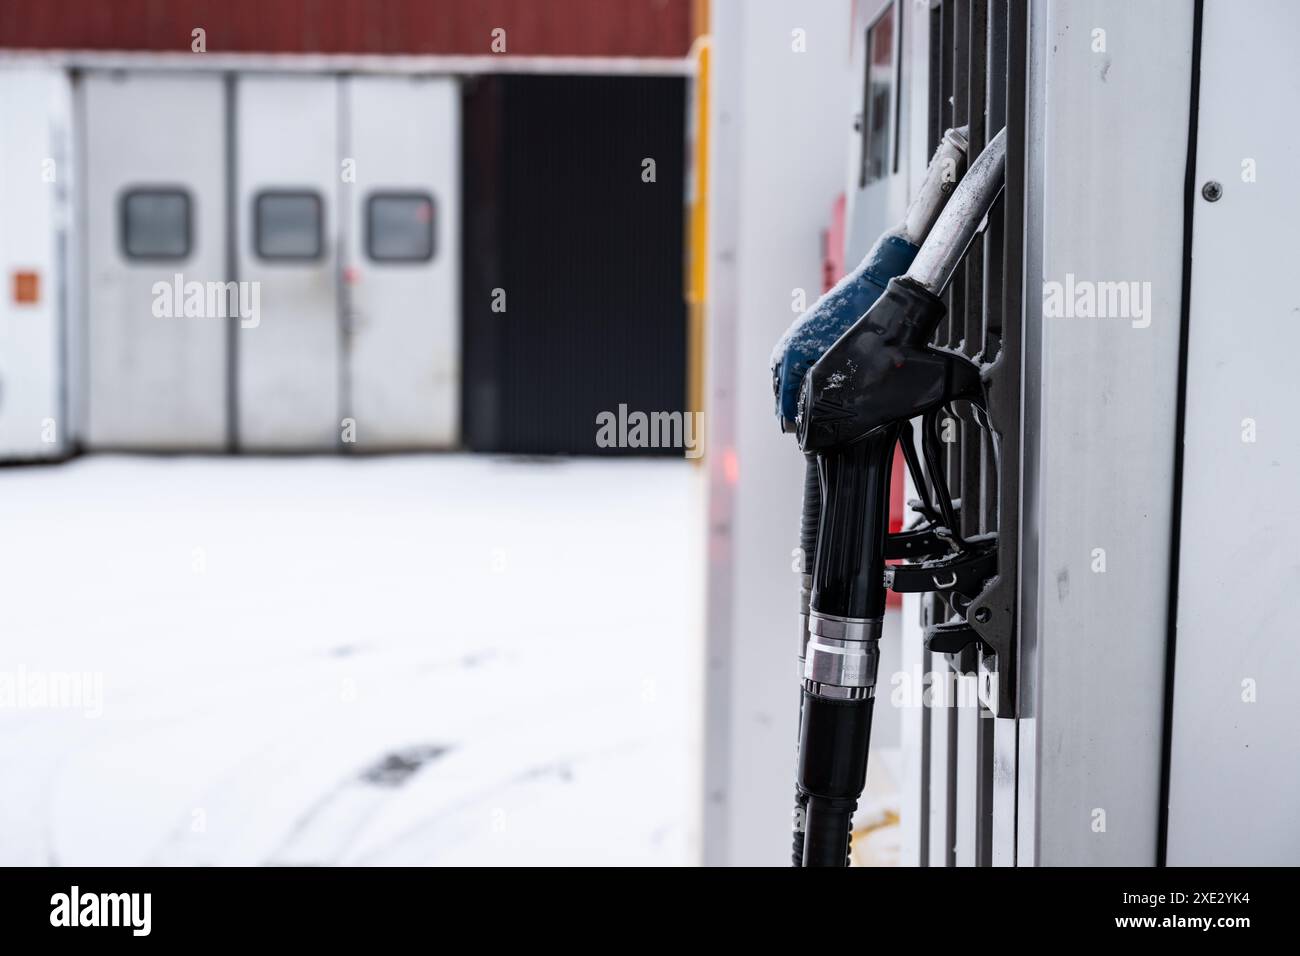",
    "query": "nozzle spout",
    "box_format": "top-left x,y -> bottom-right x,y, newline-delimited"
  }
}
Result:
905,126 -> 1007,296
899,125 -> 970,246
